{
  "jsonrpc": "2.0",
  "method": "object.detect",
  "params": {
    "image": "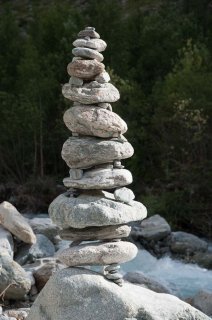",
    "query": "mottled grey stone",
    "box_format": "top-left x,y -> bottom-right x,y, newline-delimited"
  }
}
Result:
63,106 -> 127,138
28,217 -> 58,241
63,168 -> 132,189
192,290 -> 212,317
61,136 -> 133,169
62,82 -> 120,104
27,267 -> 210,320
138,214 -> 171,241
0,226 -> 14,258
68,76 -> 83,86
171,231 -> 208,255
73,38 -> 107,52
78,29 -> 100,39
72,47 -> 103,62
114,187 -> 135,204
57,241 -> 137,266
69,168 -> 83,180
59,225 -> 131,241
67,60 -> 104,80
48,190 -> 147,229
95,71 -> 110,83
